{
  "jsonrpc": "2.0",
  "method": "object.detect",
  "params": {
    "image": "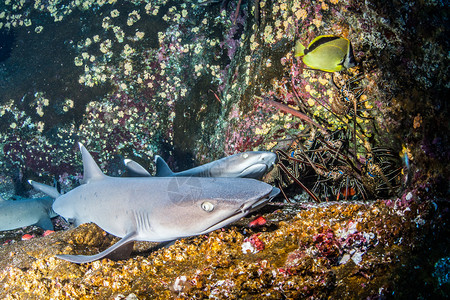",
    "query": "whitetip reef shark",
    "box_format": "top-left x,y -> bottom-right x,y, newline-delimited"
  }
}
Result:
0,195 -> 57,231
30,143 -> 279,264
125,151 -> 278,179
